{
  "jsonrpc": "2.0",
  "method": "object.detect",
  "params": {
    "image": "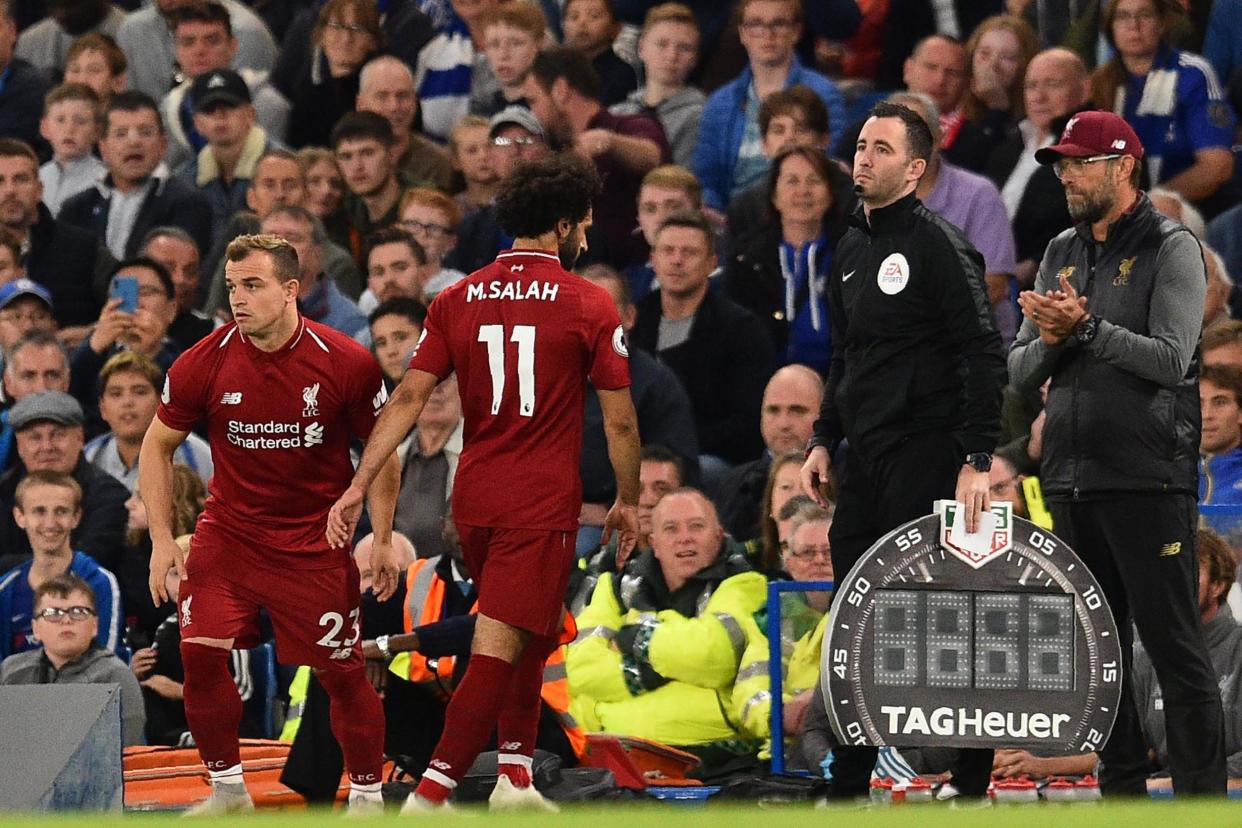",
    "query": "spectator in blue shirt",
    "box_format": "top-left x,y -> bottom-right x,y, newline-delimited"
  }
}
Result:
1091,0 -> 1236,212
692,0 -> 845,213
1200,364 -> 1242,505
0,470 -> 122,659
